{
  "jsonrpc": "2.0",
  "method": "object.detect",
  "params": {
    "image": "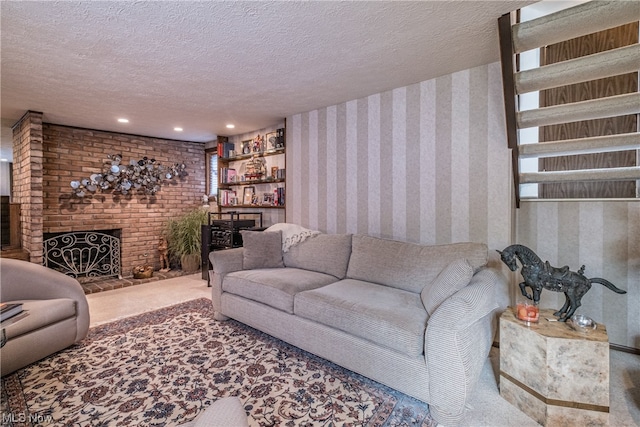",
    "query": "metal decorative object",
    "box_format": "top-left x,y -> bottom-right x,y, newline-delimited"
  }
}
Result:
70,154 -> 186,197
44,231 -> 121,279
567,314 -> 597,332
497,244 -> 627,321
